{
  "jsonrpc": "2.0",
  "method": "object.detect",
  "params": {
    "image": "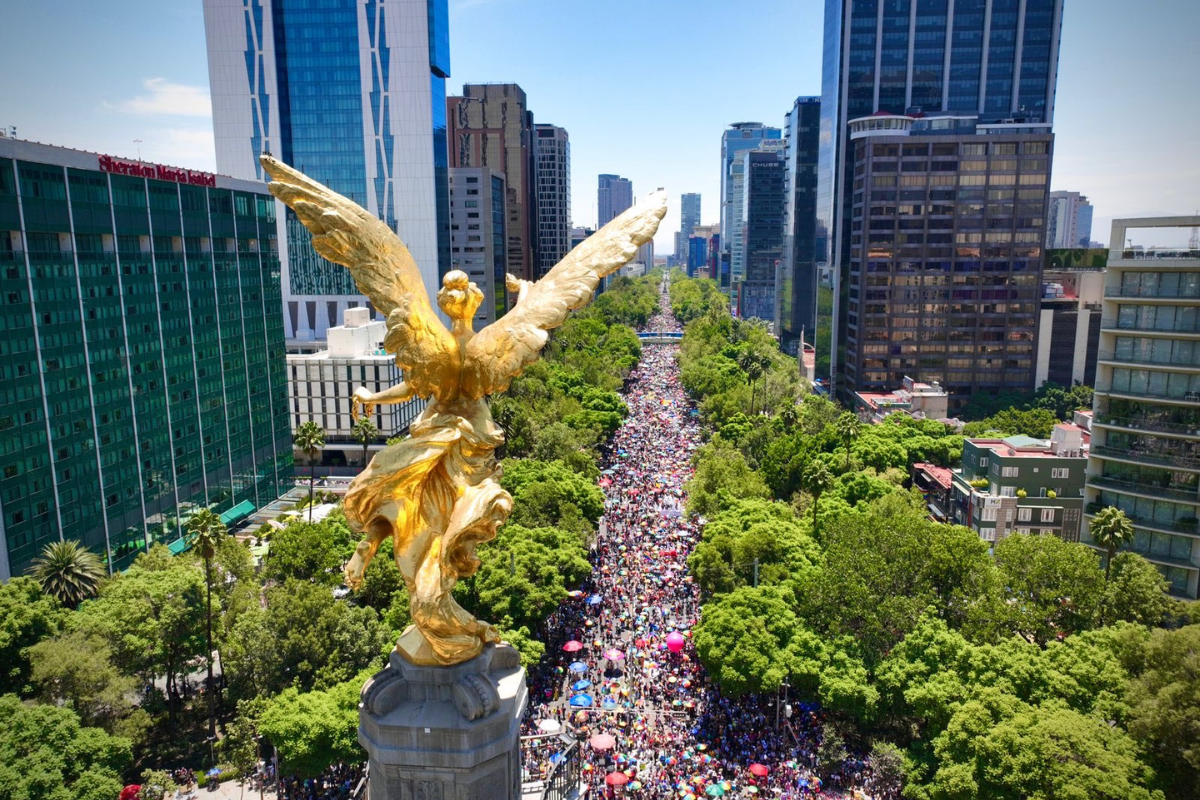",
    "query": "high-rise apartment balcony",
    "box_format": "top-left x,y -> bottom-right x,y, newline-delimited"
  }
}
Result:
1096,352 -> 1200,372
1095,386 -> 1200,406
1087,475 -> 1200,504
1091,445 -> 1200,472
1119,249 -> 1200,261
1092,413 -> 1200,438
1108,286 -> 1200,300
1086,503 -> 1199,537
